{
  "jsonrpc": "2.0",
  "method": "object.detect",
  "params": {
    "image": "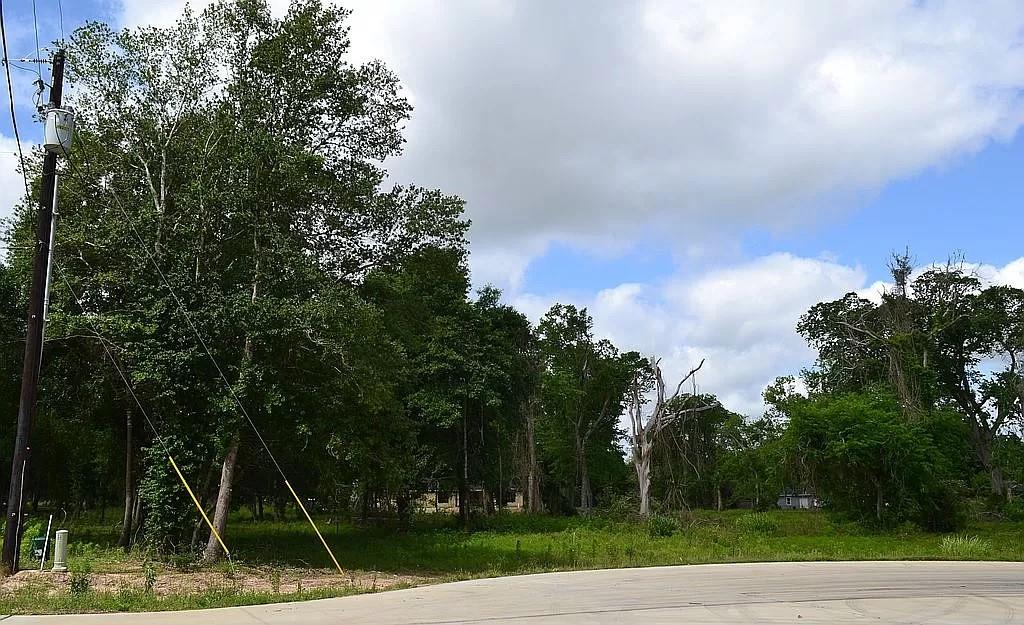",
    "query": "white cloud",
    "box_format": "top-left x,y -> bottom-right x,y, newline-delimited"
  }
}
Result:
979,258 -> 1024,289
513,254 -> 1024,417
0,136 -> 30,227
118,1 -> 1024,267
514,253 -> 866,415
468,240 -> 546,293
340,0 -> 1024,256
104,2 -> 1024,414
